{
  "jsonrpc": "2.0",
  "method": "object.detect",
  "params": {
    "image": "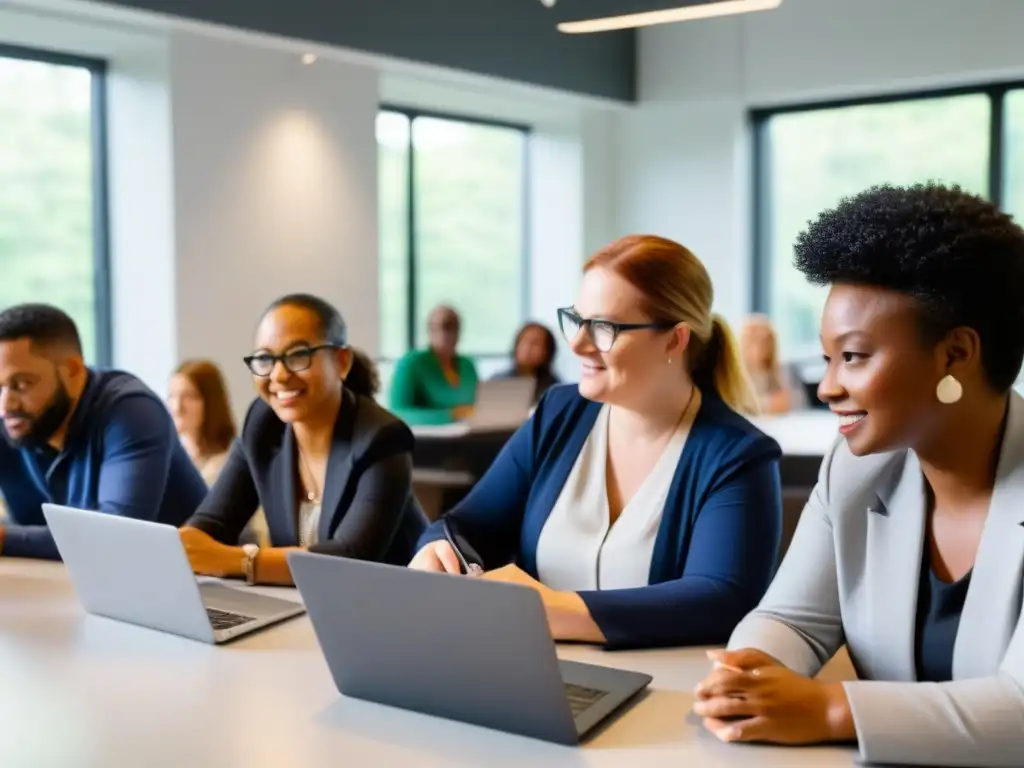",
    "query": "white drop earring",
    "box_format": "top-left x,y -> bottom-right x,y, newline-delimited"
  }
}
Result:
667,358 -> 672,365
936,374 -> 963,405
